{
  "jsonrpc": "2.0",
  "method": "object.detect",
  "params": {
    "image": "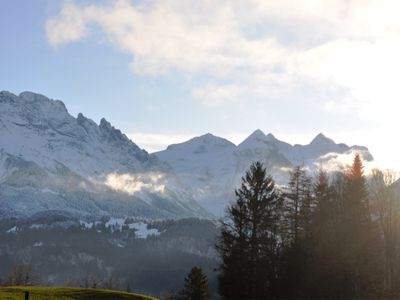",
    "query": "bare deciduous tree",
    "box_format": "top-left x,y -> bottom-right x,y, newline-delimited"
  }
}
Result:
369,169 -> 400,295
4,264 -> 39,286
